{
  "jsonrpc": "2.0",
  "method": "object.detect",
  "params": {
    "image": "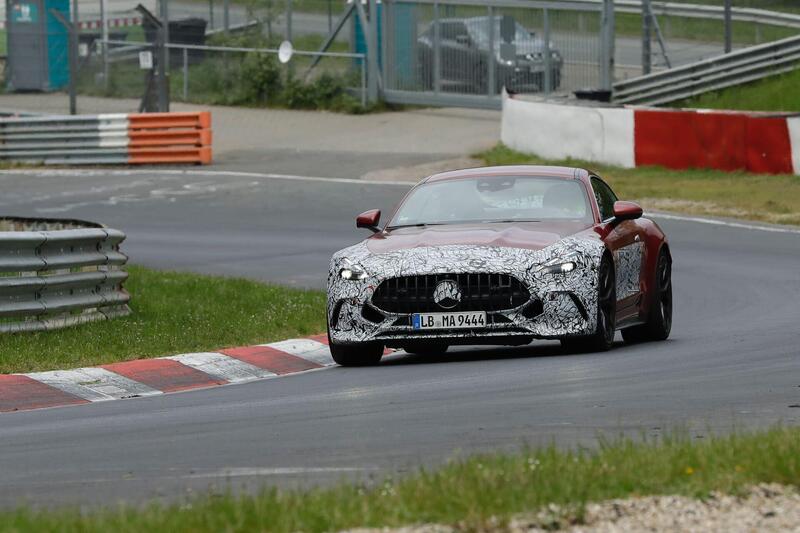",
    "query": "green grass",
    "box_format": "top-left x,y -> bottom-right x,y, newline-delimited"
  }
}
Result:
0,265 -> 326,374
674,68 -> 800,112
2,426 -> 798,532
478,144 -> 800,226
